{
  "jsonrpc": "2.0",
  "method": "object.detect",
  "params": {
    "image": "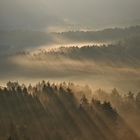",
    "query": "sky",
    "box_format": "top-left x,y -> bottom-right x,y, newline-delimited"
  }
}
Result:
0,0 -> 140,31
